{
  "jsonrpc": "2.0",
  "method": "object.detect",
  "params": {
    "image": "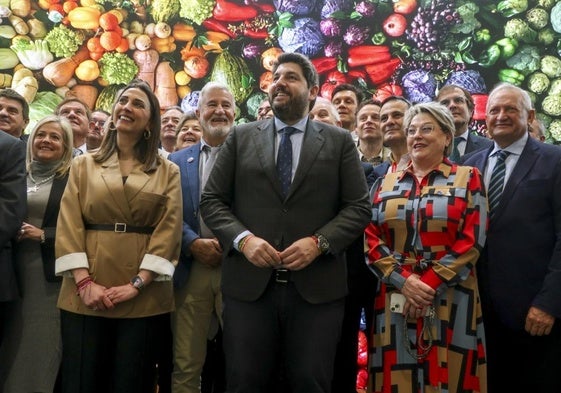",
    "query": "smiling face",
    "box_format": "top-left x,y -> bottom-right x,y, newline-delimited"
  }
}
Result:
486,86 -> 534,148
175,119 -> 202,151
32,121 -> 65,163
356,103 -> 382,143
437,87 -> 472,135
406,112 -> 451,165
0,96 -> 28,137
269,62 -> 317,123
113,87 -> 151,141
197,86 -> 235,145
332,90 -> 359,130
